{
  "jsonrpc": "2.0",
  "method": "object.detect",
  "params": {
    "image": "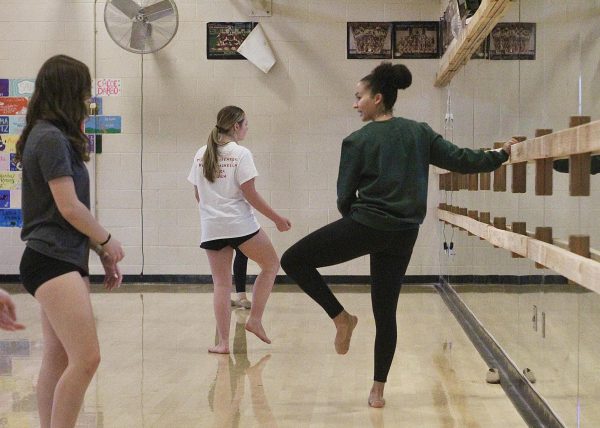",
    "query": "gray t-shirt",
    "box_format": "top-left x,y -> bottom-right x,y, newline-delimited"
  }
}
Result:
20,120 -> 90,271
